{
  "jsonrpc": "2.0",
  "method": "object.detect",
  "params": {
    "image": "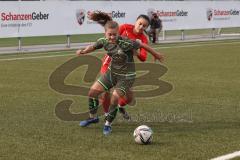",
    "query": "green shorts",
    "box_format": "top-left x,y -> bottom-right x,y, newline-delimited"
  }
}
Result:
98,69 -> 136,95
